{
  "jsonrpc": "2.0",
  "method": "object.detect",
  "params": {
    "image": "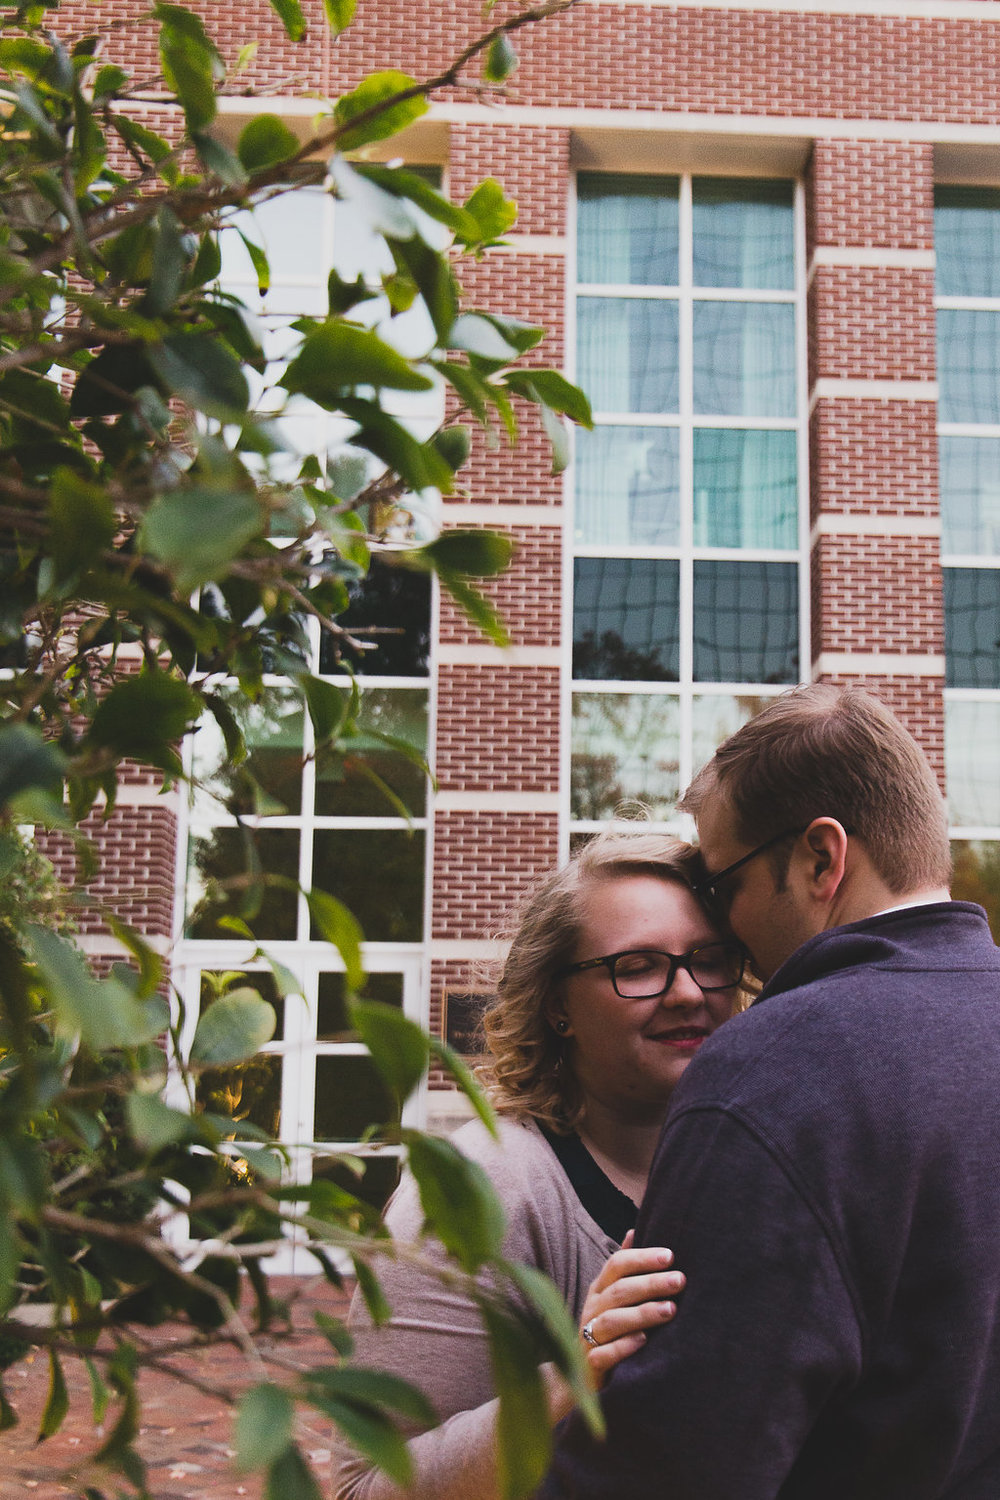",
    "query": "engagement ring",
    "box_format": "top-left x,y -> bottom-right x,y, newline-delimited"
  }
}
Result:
581,1321 -> 599,1348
